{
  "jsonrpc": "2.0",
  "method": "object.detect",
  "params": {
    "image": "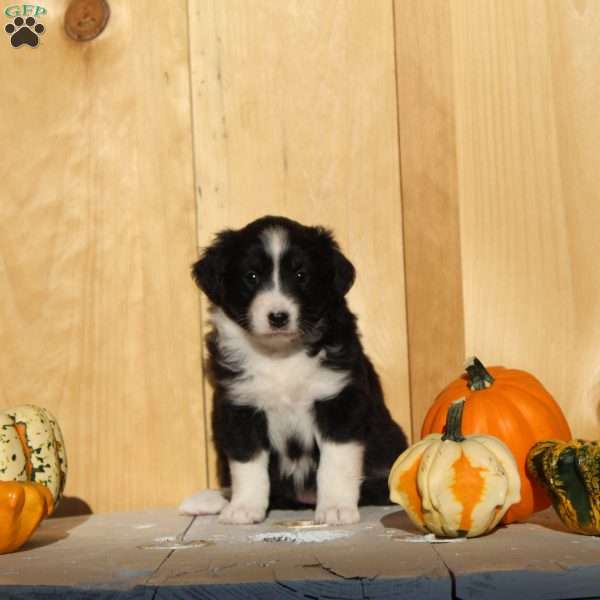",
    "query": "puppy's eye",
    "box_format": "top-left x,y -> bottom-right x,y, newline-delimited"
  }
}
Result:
295,270 -> 308,282
244,271 -> 260,286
